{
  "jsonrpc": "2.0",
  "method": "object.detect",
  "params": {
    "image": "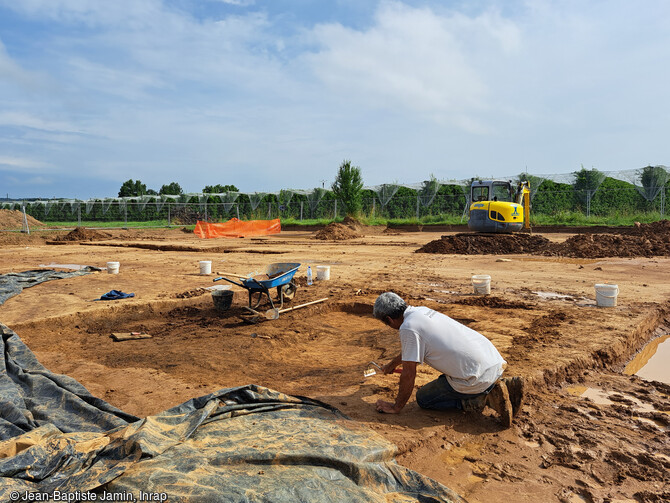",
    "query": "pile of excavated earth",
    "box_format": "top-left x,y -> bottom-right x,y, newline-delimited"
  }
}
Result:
417,220 -> 670,258
50,226 -> 112,242
0,209 -> 43,228
314,216 -> 363,240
